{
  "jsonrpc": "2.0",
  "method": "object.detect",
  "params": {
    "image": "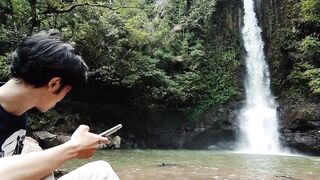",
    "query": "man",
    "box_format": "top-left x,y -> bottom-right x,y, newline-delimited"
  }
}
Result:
0,30 -> 120,180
